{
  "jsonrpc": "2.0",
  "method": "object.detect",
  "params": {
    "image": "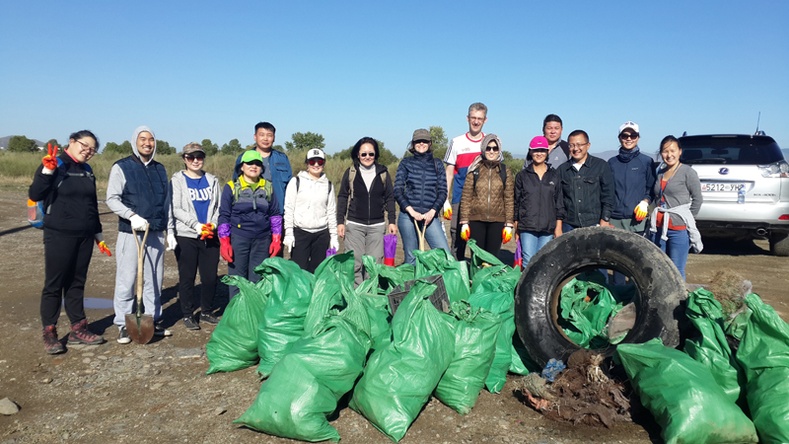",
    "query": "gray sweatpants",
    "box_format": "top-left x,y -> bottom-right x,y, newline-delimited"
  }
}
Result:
113,230 -> 165,326
344,222 -> 385,286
